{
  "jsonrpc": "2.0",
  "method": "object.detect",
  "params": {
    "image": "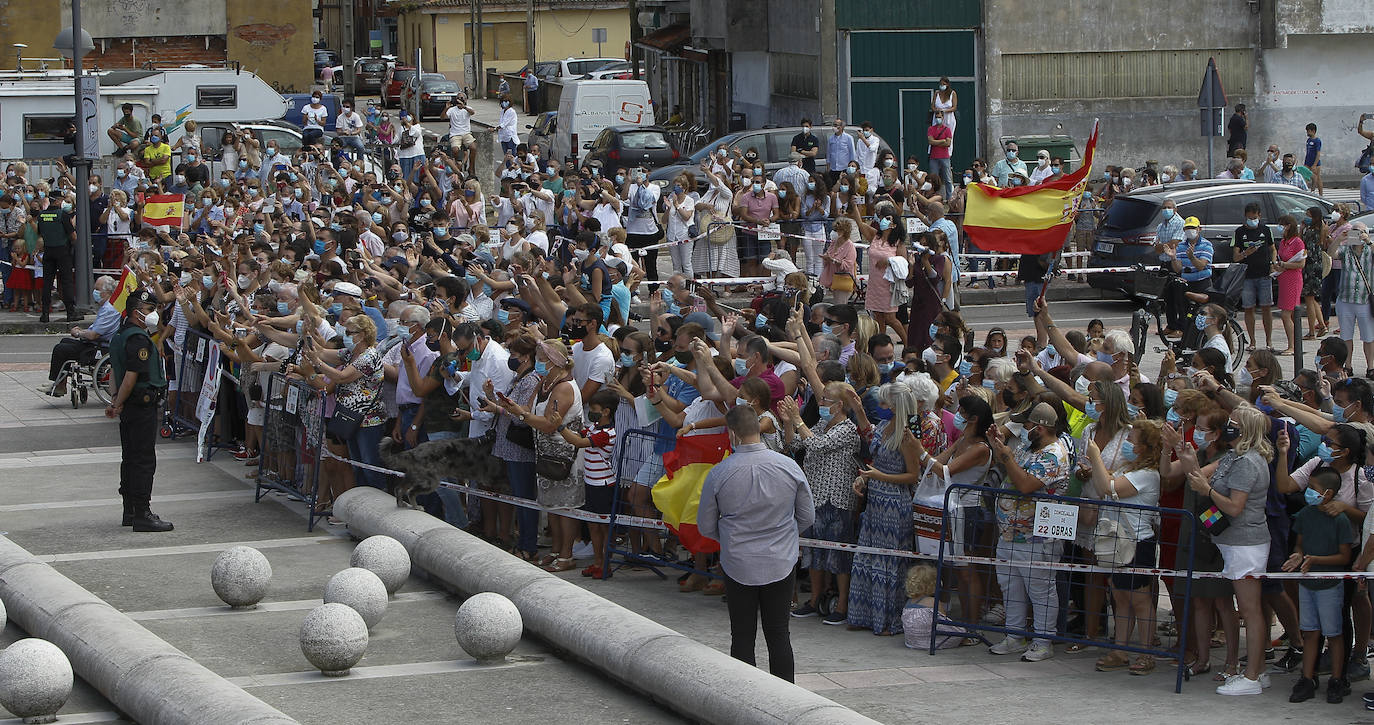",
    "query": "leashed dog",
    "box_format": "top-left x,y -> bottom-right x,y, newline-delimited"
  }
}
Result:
377,435 -> 507,508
